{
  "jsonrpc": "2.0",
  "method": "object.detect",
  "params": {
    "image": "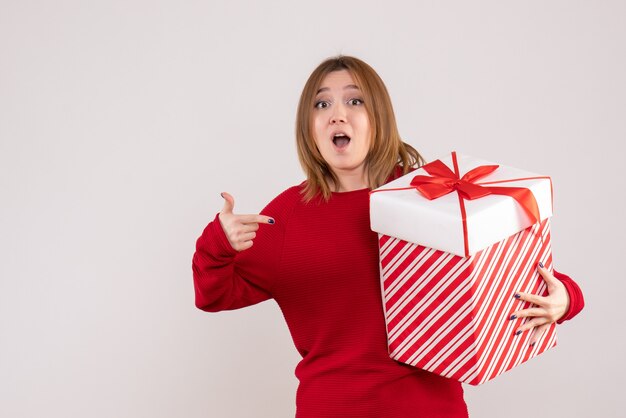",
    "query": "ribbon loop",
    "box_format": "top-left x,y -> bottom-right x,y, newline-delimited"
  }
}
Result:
461,164 -> 499,183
